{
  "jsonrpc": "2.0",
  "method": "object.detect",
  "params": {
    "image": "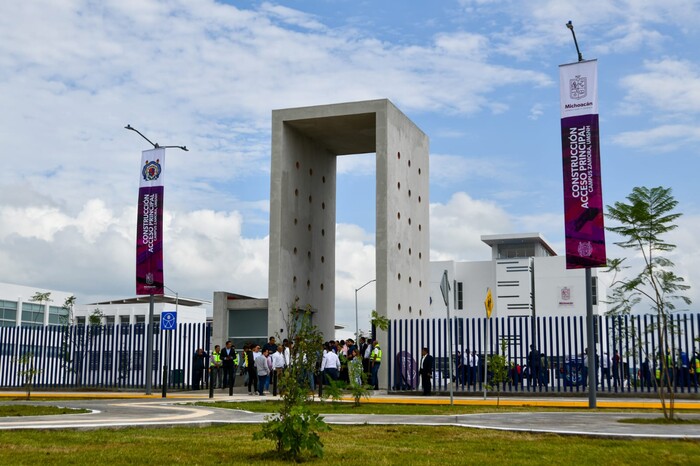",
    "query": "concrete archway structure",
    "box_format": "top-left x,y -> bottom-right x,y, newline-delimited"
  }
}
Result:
268,100 -> 430,374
